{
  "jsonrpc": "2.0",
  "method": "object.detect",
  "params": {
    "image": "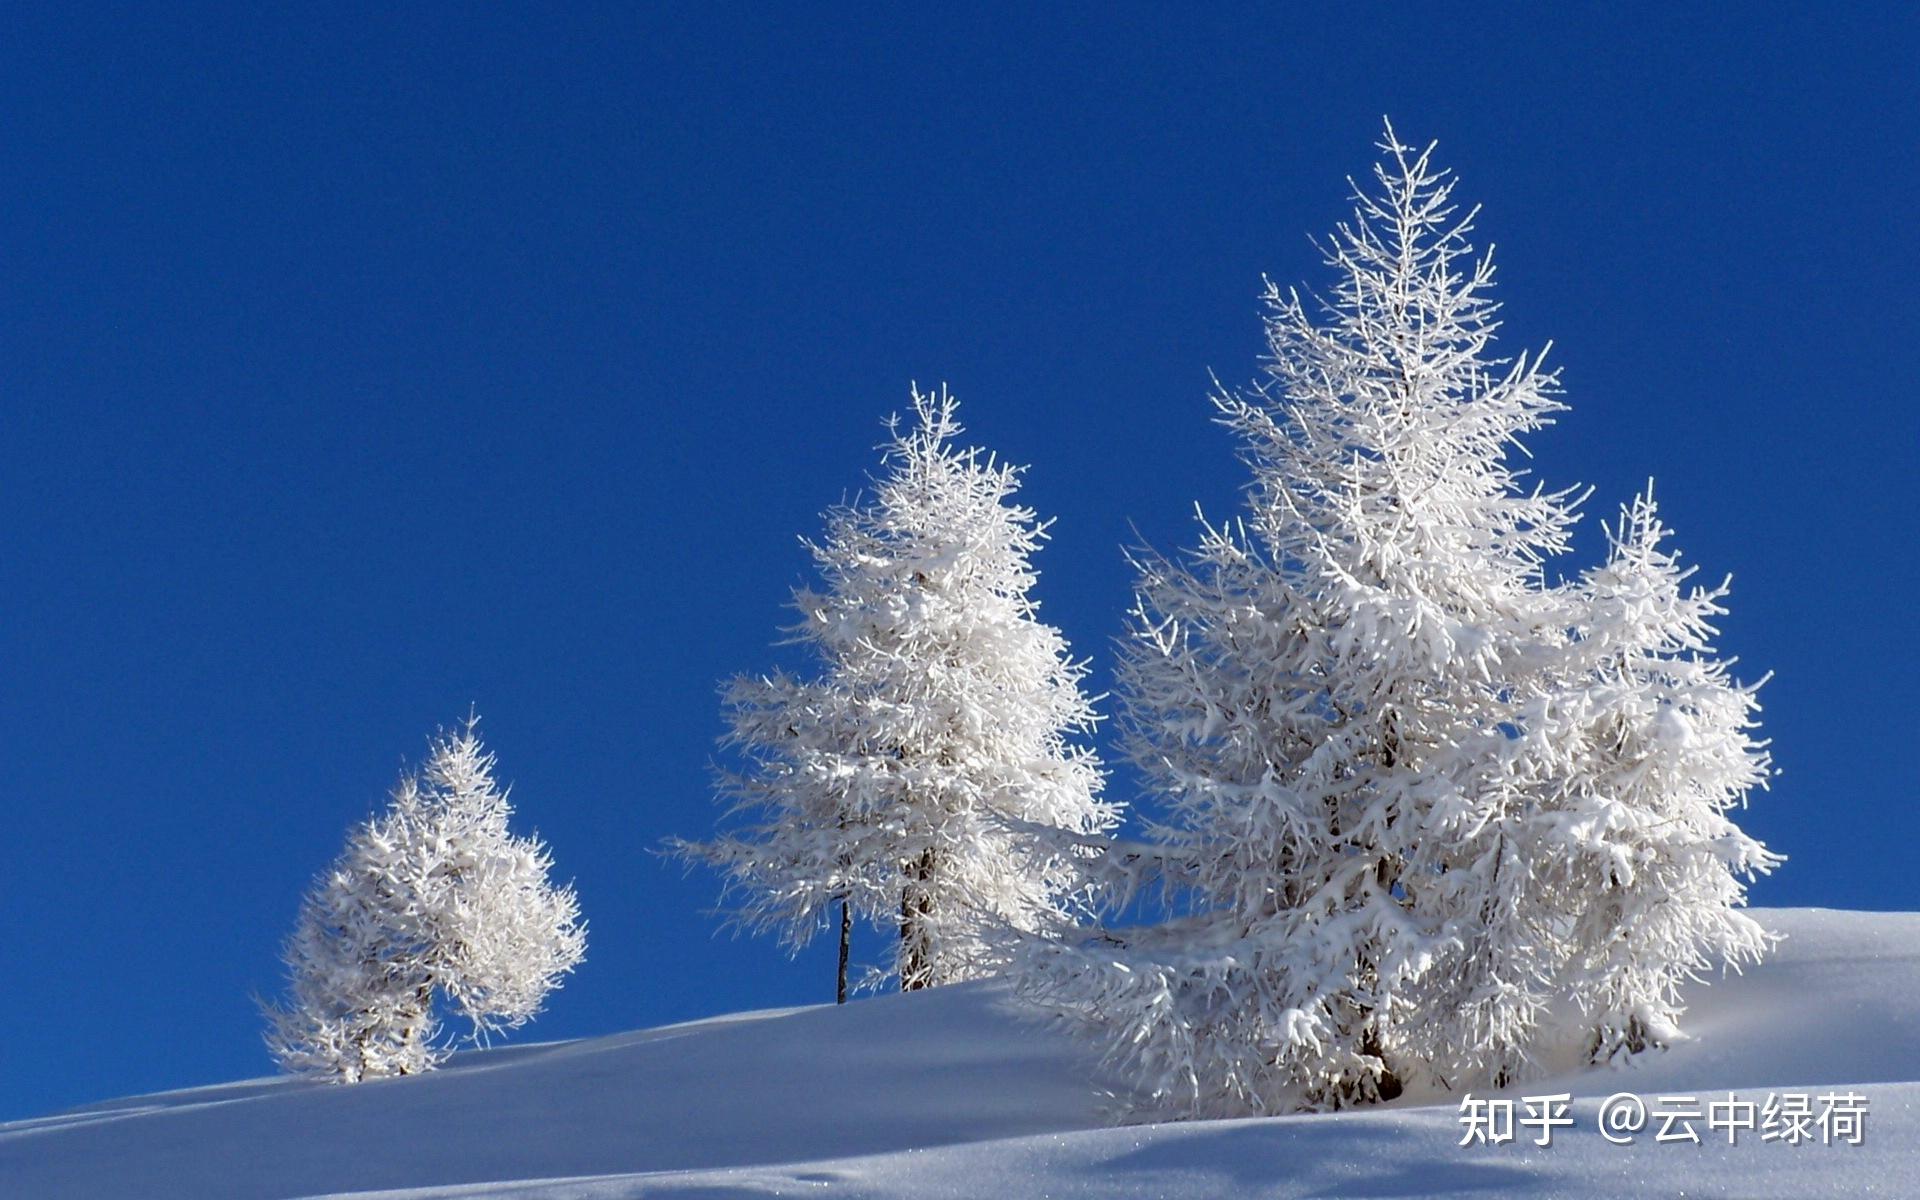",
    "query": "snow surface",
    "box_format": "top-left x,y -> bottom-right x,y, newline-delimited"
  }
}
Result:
5,909 -> 1916,1198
